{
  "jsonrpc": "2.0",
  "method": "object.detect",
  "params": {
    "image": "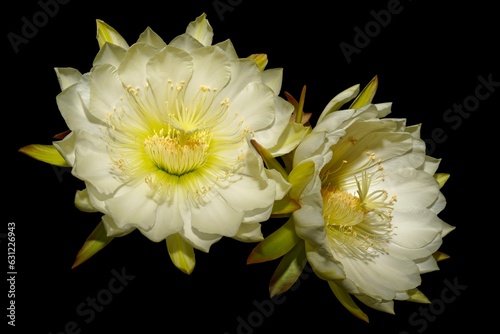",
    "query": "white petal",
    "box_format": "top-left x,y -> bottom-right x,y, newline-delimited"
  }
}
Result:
184,46 -> 231,102
252,96 -> 295,151
136,27 -> 167,49
54,67 -> 82,91
102,214 -> 135,237
294,201 -> 345,280
293,130 -> 337,167
140,200 -> 184,242
381,168 -> 440,210
53,131 -> 77,166
414,255 -> 440,273
214,39 -> 238,60
56,78 -> 102,132
230,81 -> 275,132
356,295 -> 395,314
180,222 -> 222,253
390,208 -> 443,249
118,43 -> 158,88
104,181 -> 158,231
191,192 -> 244,237
70,129 -> 123,195
338,252 -> 421,300
89,64 -> 130,122
93,43 -> 127,68
217,174 -> 275,213
74,188 -> 98,212
216,59 -> 261,102
186,13 -> 213,46
262,68 -> 283,96
168,33 -> 204,52
146,45 -> 194,108
232,223 -> 263,242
